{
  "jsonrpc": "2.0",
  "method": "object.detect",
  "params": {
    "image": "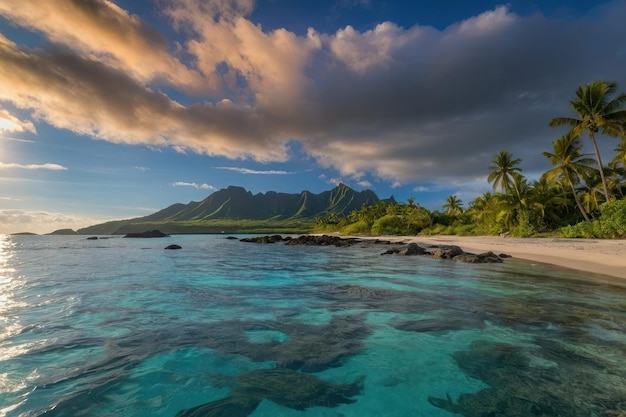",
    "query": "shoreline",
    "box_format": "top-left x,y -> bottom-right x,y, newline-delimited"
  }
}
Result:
366,235 -> 626,281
